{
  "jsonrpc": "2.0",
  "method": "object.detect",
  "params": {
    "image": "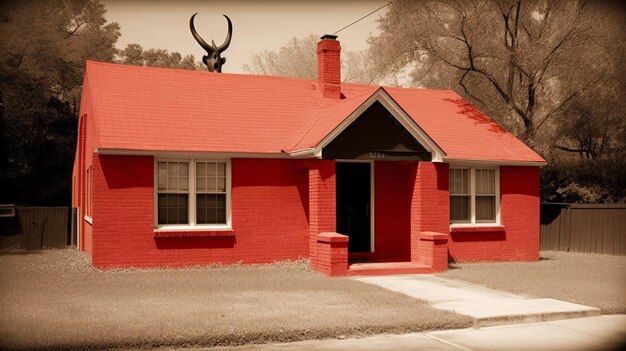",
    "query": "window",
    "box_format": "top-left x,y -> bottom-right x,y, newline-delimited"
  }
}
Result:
156,159 -> 230,228
195,162 -> 227,224
85,166 -> 93,221
475,169 -> 497,222
450,167 -> 499,225
450,168 -> 470,223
